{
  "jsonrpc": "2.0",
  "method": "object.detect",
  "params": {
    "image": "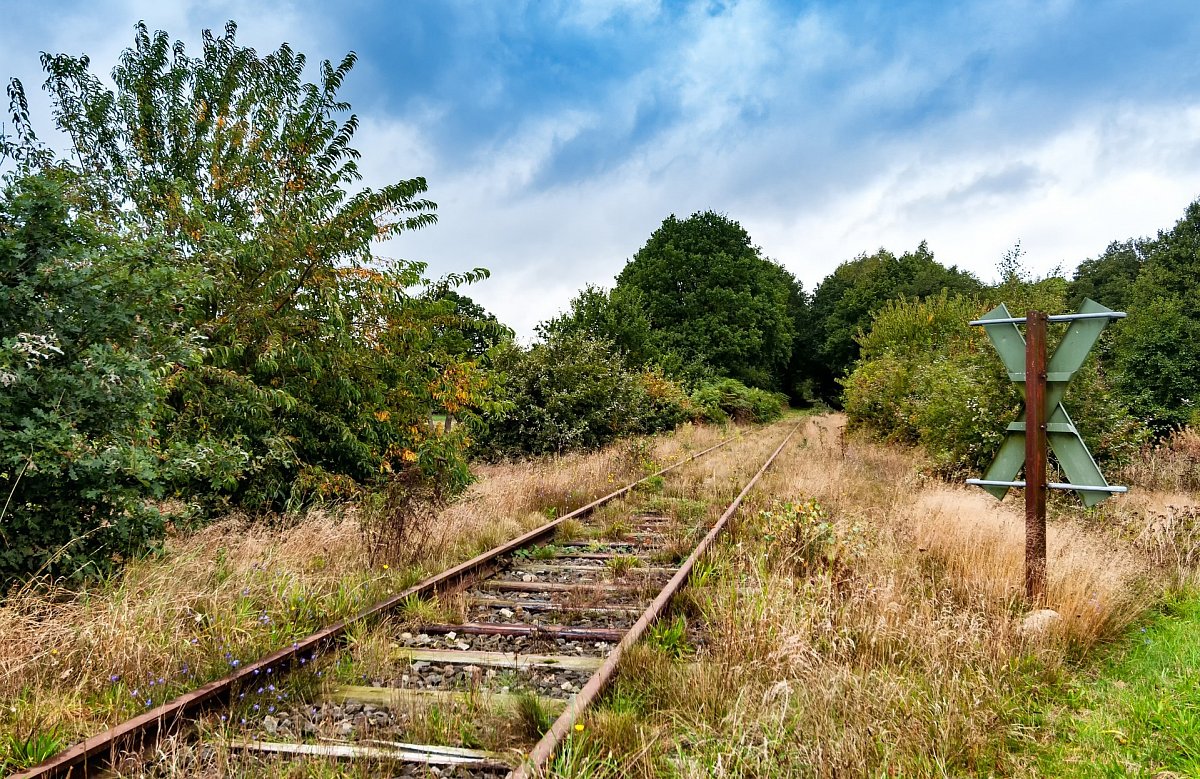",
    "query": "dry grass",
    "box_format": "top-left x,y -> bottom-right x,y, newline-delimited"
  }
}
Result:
559,413 -> 1181,778
0,423 -> 727,755
1118,426 -> 1200,493
6,412 -> 1187,777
